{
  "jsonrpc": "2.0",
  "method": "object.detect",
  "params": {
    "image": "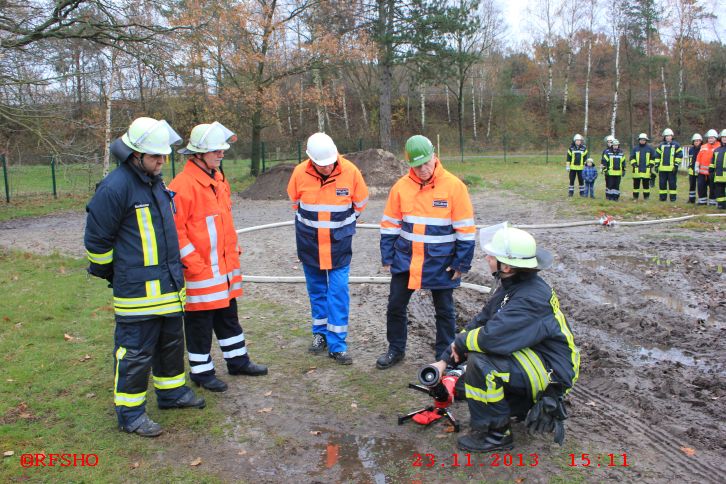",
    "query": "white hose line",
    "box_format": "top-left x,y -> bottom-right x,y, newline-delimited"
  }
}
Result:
243,275 -> 491,294
236,213 -> 724,235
